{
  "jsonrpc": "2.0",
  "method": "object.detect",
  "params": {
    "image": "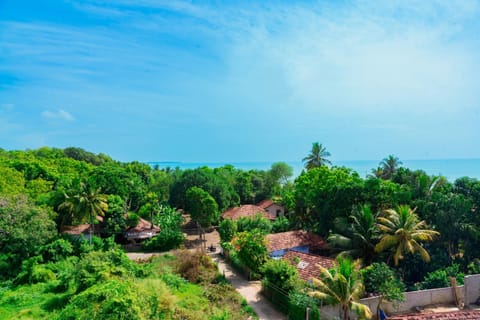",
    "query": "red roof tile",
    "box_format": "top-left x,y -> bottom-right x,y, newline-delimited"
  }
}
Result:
222,205 -> 274,220
282,250 -> 336,281
257,199 -> 275,209
266,230 -> 328,252
389,310 -> 480,320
